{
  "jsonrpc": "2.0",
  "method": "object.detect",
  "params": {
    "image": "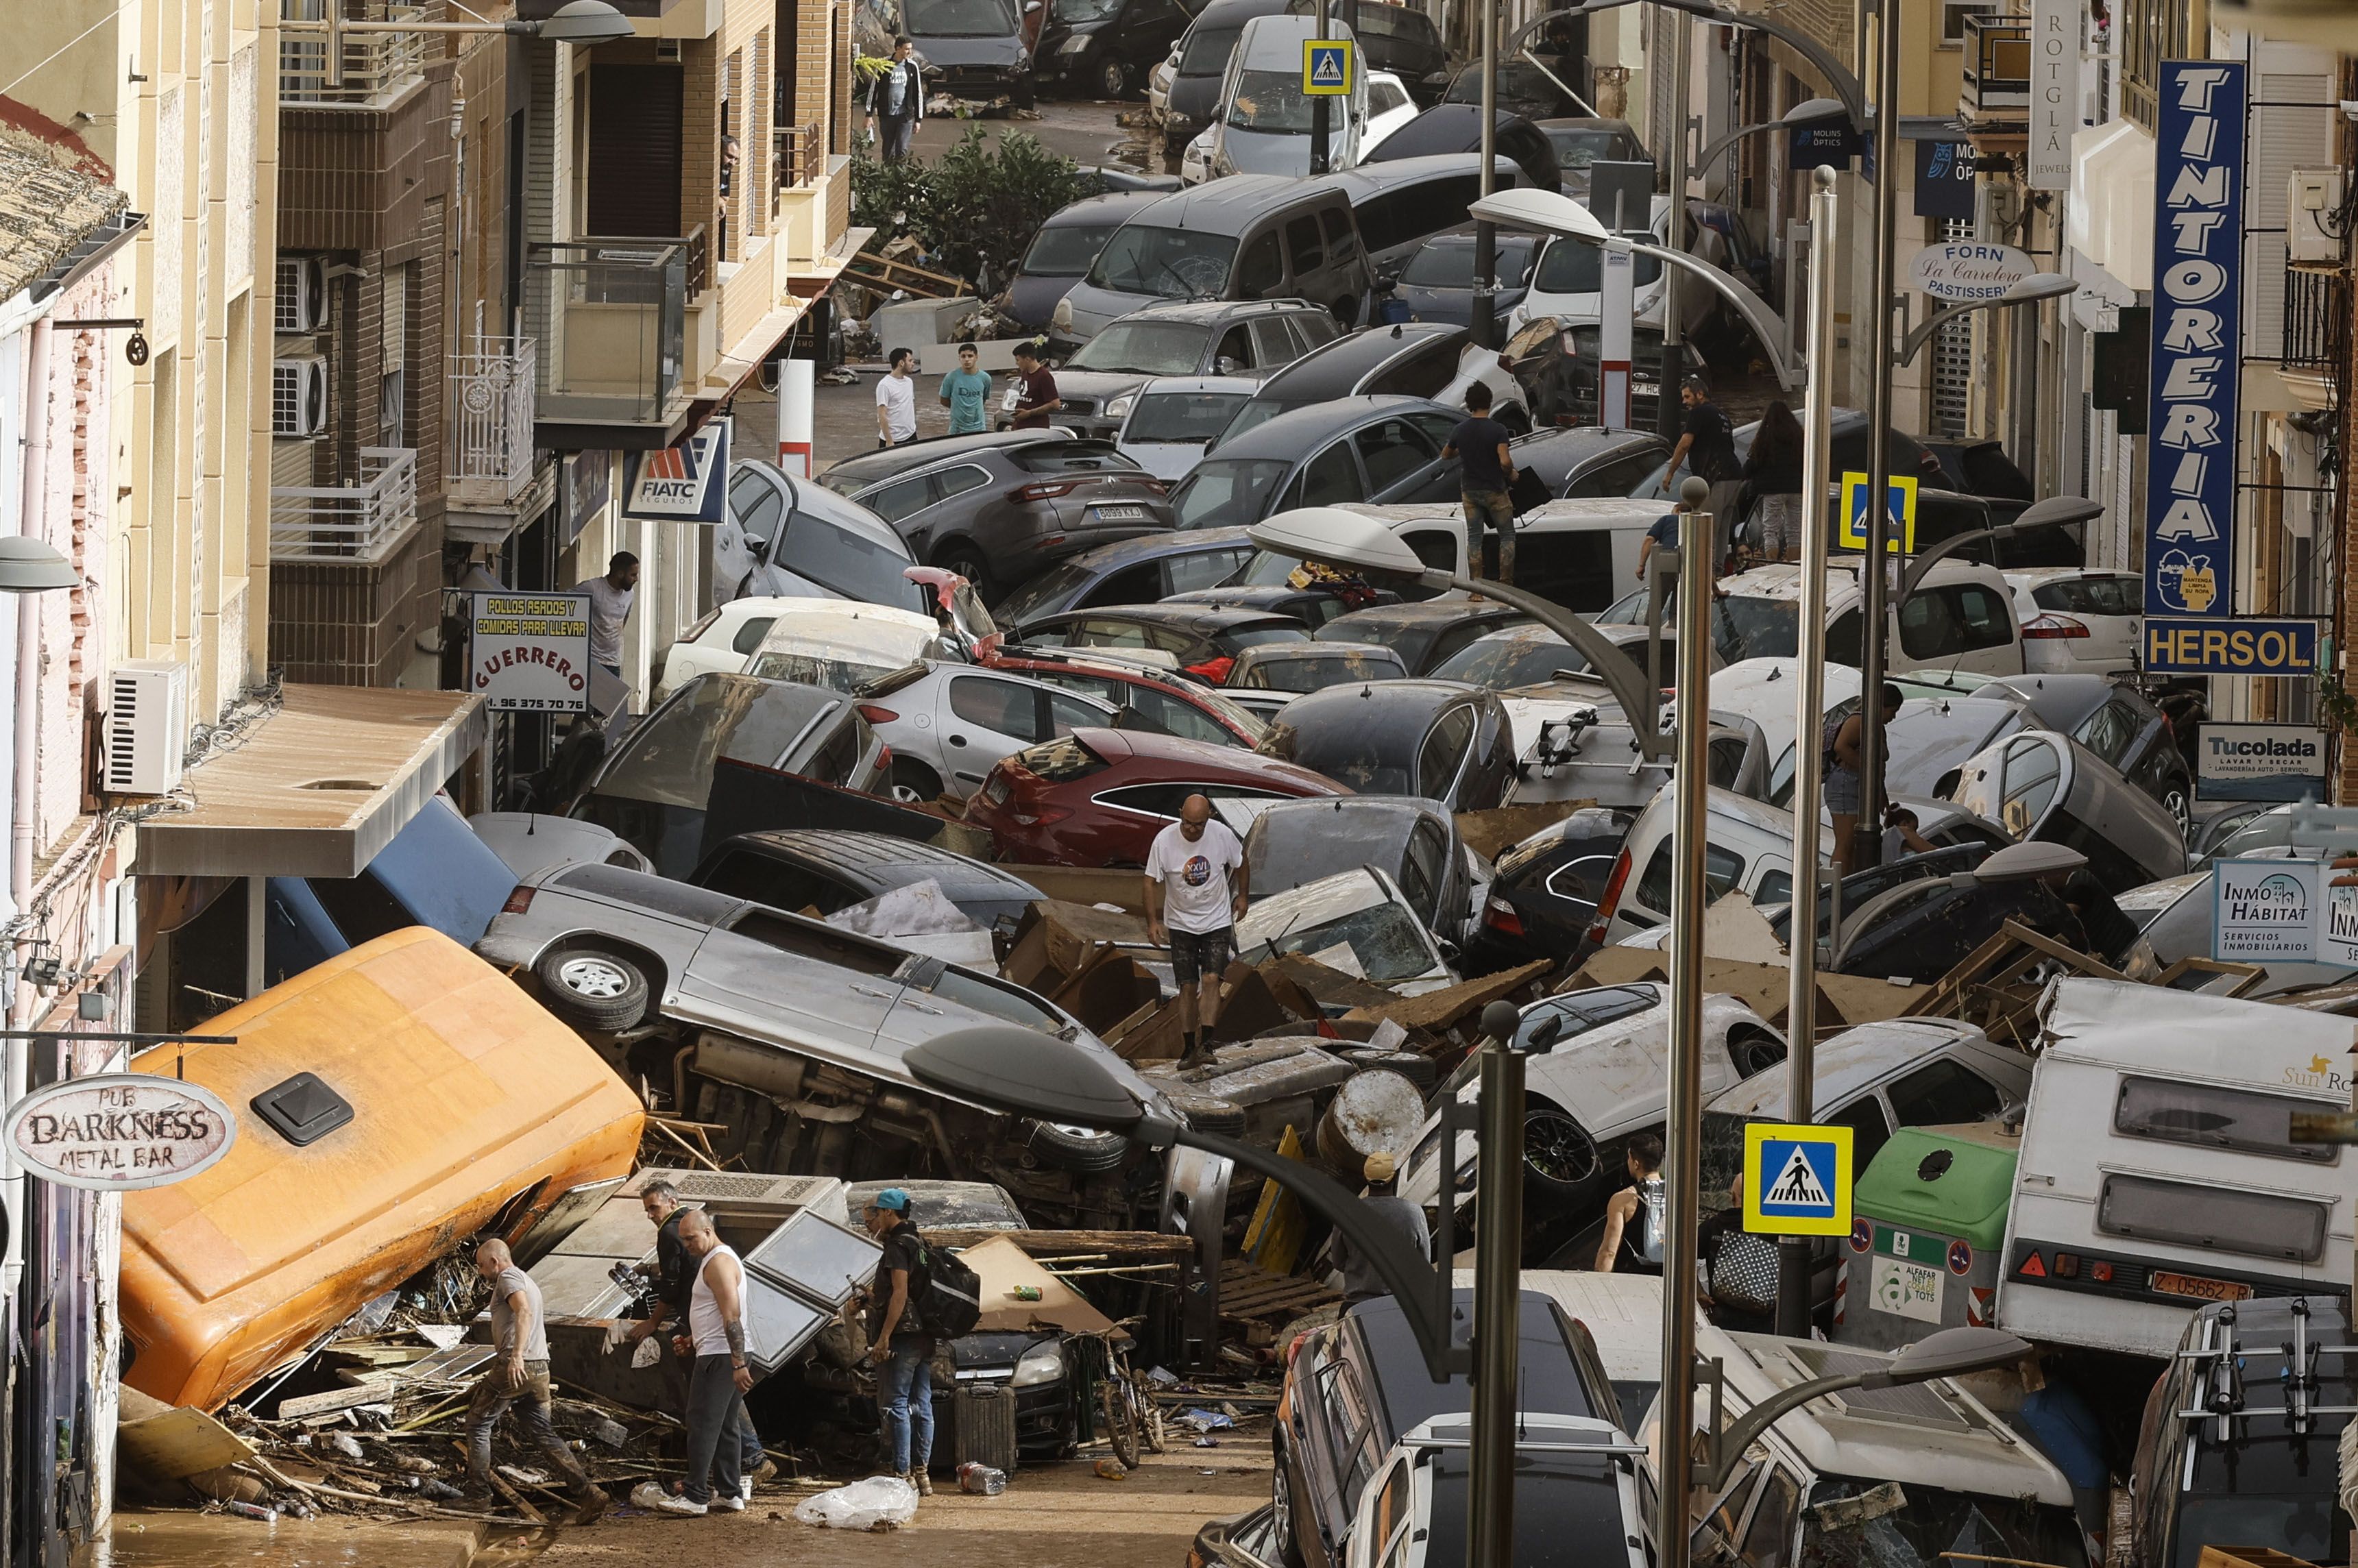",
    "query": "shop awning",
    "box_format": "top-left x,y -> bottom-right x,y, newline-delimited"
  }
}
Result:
2067,119 -> 2154,294
134,686 -> 487,880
